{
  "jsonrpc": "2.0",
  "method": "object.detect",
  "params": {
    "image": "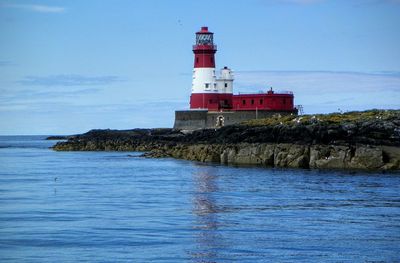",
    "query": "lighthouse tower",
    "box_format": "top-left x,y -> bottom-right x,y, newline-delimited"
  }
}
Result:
190,27 -> 233,110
